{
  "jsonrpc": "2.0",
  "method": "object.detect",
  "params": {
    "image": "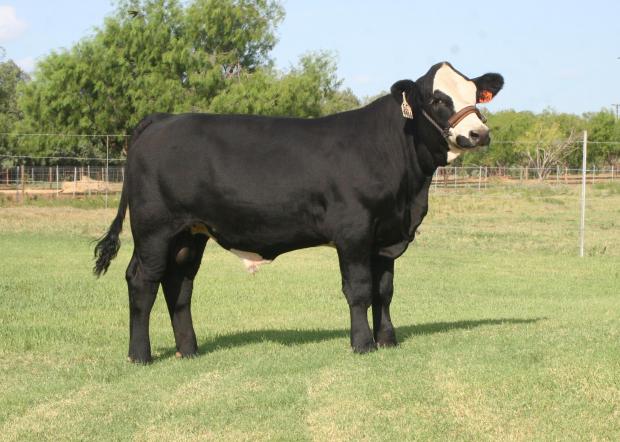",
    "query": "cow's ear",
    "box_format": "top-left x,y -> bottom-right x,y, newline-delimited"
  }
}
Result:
390,80 -> 416,104
472,73 -> 504,103
391,80 -> 417,118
